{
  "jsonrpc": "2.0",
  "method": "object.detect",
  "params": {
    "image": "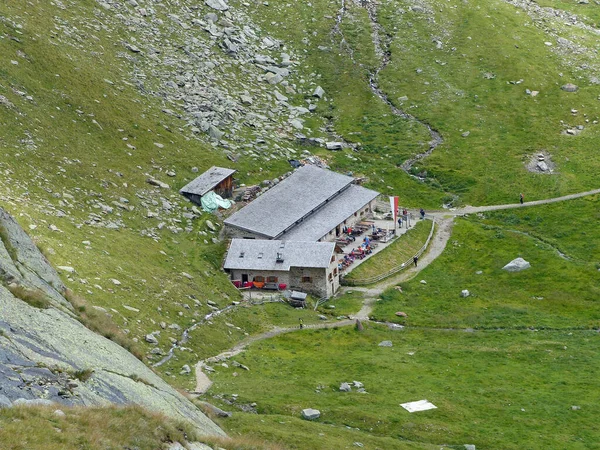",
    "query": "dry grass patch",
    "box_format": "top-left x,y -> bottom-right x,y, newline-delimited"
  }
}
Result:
64,289 -> 145,361
0,405 -> 197,450
6,285 -> 51,309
